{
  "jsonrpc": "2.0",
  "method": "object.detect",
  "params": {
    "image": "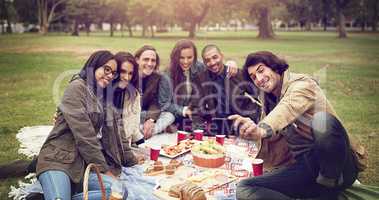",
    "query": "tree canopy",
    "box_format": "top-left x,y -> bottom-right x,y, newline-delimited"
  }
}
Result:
2,0 -> 377,38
